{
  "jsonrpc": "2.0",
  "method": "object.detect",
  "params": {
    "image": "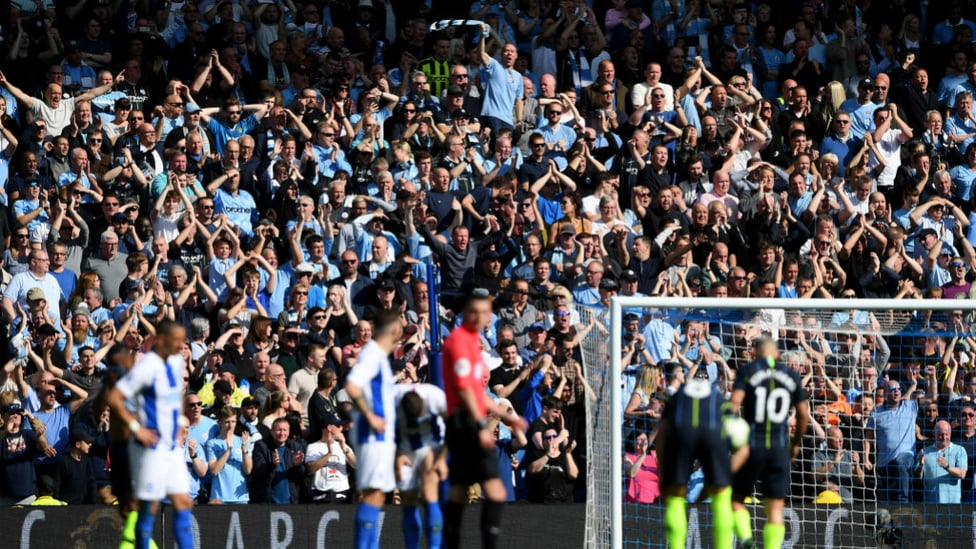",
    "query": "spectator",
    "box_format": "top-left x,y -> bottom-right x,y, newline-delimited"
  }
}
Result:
917,420 -> 968,503
624,430 -> 660,504
812,426 -> 865,503
526,426 -> 579,503
204,406 -> 252,505
866,381 -> 918,503
250,416 -> 307,504
53,428 -> 97,504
